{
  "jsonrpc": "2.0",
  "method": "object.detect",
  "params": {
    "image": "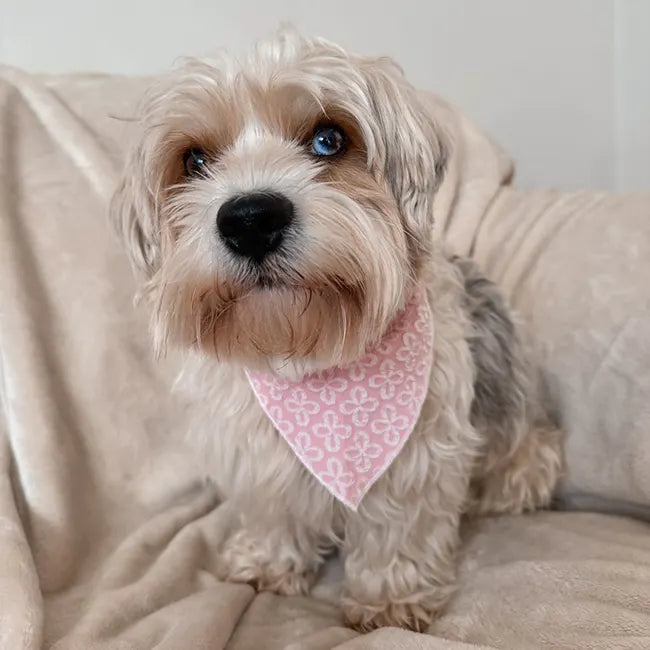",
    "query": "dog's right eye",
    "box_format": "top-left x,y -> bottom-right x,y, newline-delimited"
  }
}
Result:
183,148 -> 209,177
